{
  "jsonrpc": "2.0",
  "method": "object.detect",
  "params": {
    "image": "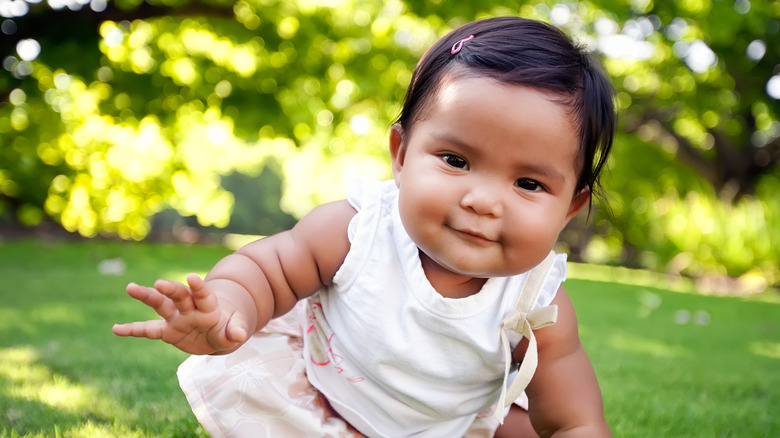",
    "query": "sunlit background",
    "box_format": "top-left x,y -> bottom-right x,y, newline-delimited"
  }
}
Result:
1,0 -> 778,291
1,1 -> 779,436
